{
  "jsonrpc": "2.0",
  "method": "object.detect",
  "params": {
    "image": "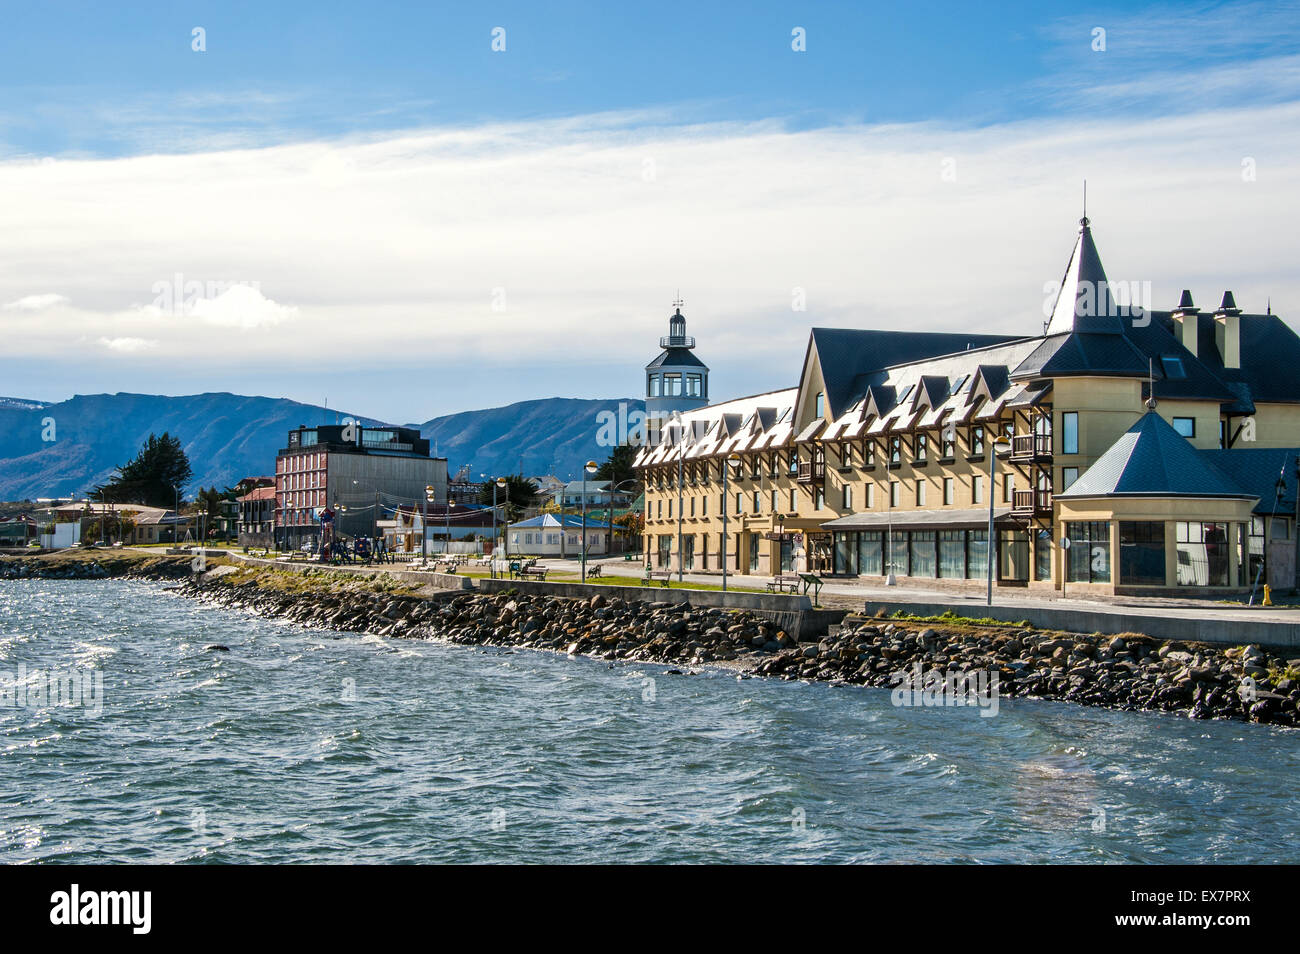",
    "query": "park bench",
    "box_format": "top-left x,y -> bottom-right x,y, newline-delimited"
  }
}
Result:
799,573 -> 824,603
434,561 -> 458,574
519,566 -> 548,581
641,569 -> 671,587
766,574 -> 801,593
